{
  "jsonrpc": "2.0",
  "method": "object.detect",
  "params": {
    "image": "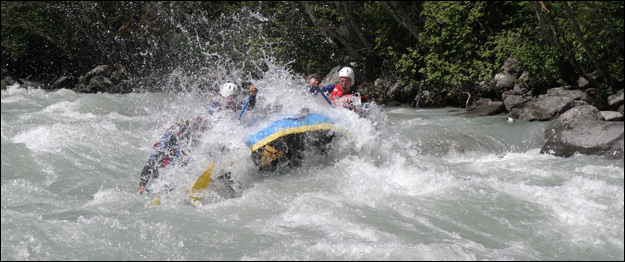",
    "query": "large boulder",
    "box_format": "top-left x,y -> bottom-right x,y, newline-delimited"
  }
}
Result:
502,93 -> 531,112
74,64 -> 130,93
319,65 -> 341,87
386,82 -> 420,104
492,57 -> 523,93
541,105 -> 624,159
463,100 -> 505,117
509,87 -> 587,122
